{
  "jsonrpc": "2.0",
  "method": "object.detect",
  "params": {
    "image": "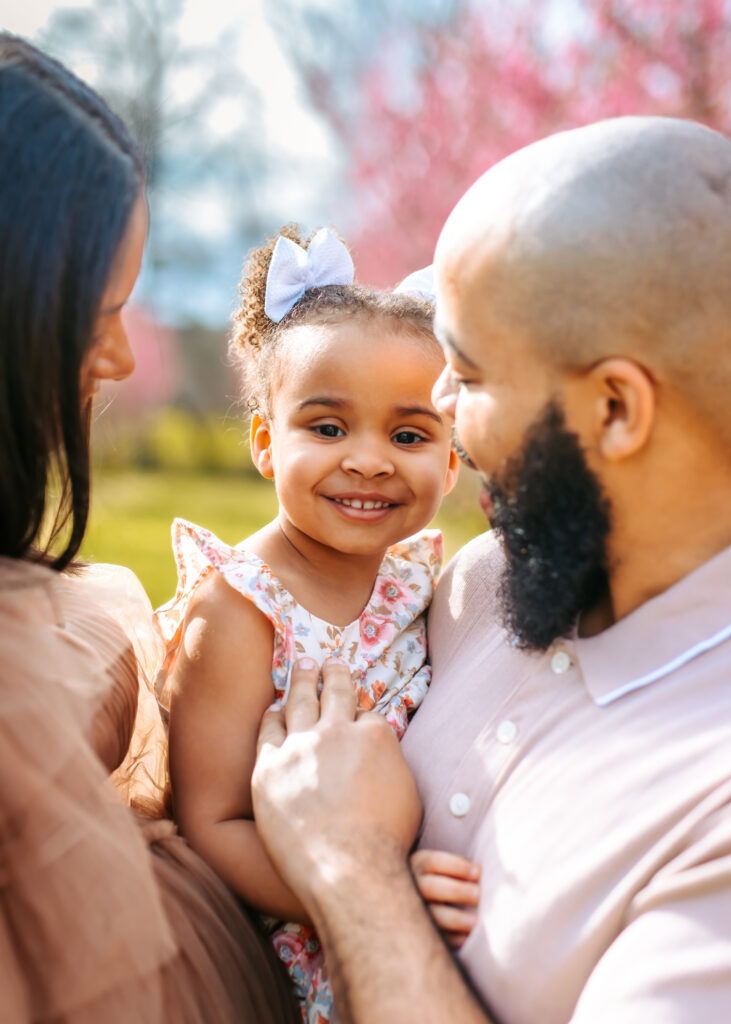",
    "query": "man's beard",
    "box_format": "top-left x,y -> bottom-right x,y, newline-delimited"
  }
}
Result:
482,401 -> 611,652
